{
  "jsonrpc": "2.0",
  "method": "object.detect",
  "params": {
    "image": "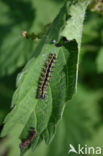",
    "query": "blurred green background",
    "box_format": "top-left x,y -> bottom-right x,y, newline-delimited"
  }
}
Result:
0,0 -> 103,156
